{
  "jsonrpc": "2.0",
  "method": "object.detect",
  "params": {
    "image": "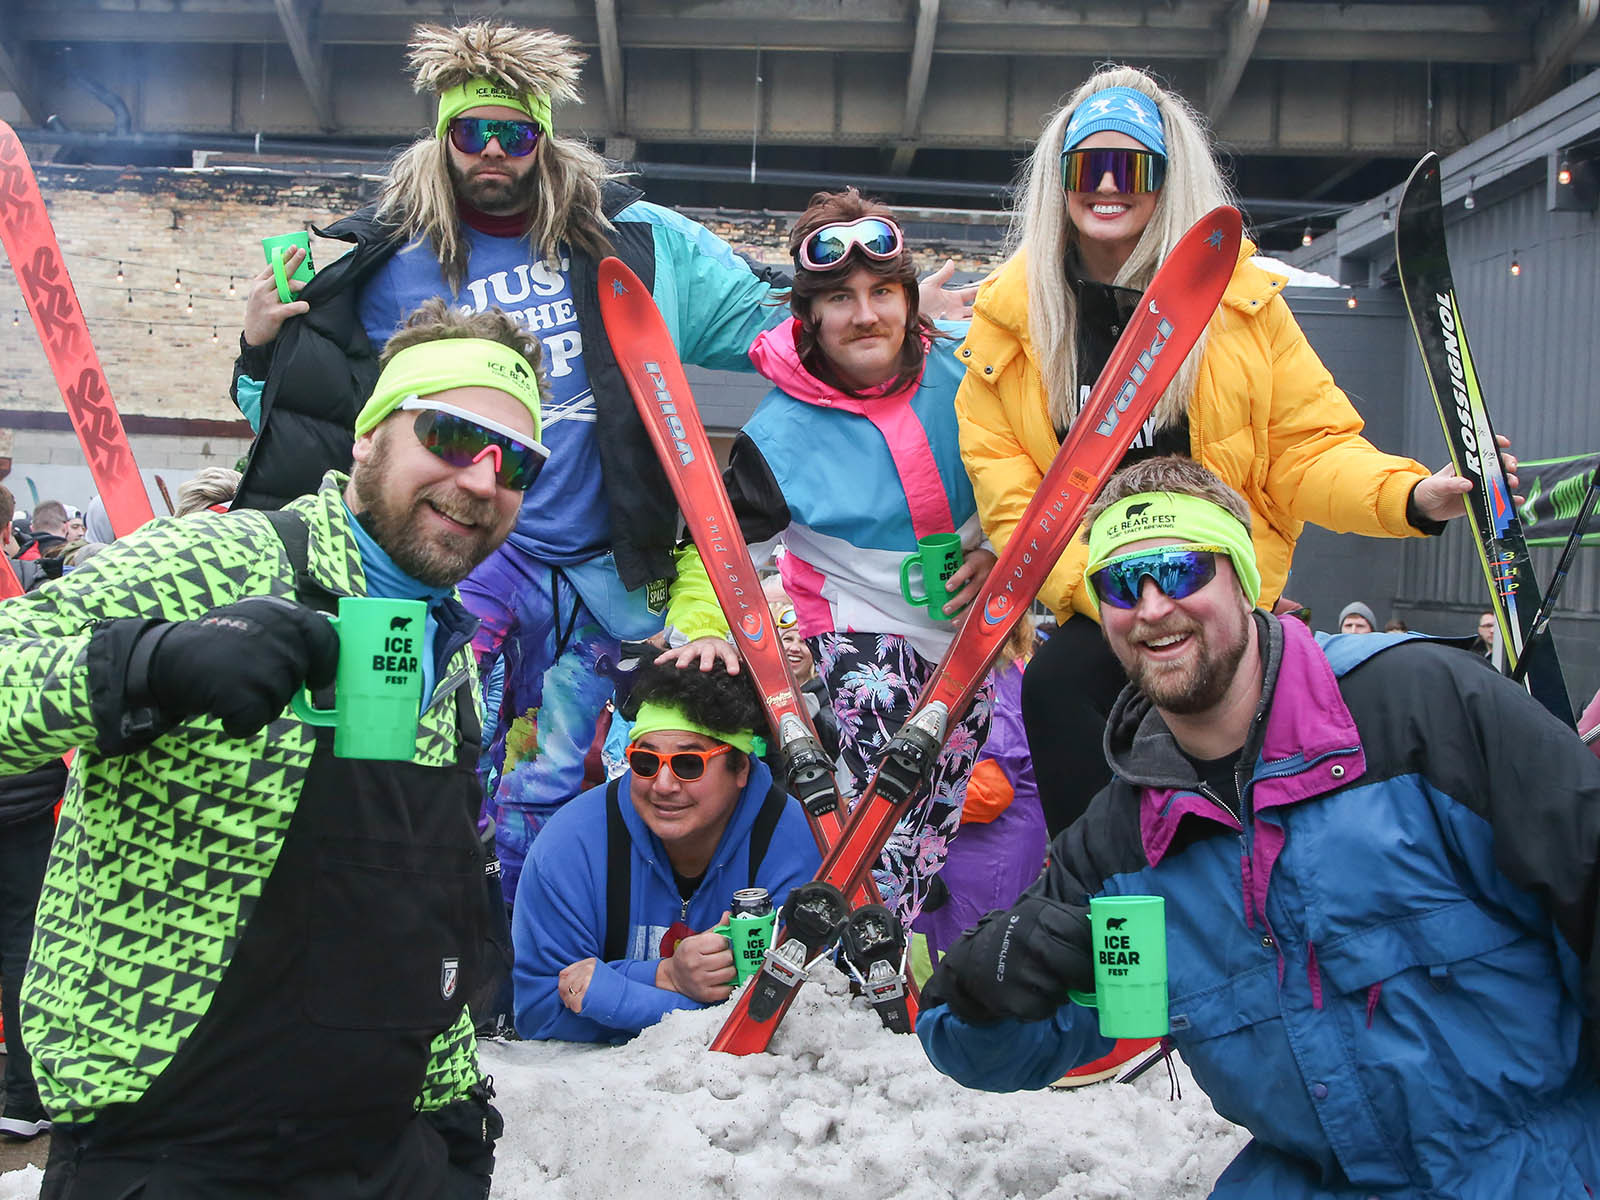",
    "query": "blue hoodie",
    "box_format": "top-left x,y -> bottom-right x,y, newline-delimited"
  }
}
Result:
511,756 -> 821,1043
